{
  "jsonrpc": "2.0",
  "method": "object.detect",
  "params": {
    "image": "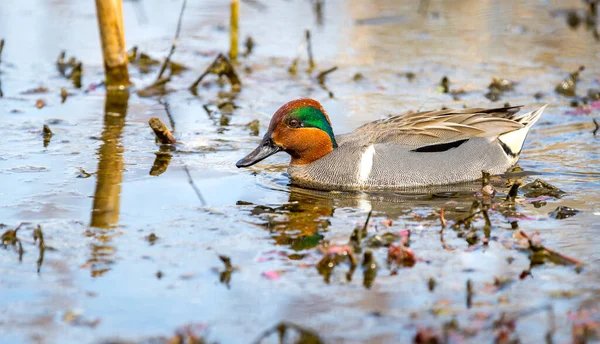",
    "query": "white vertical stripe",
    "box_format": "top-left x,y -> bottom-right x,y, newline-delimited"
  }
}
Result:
358,145 -> 375,183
